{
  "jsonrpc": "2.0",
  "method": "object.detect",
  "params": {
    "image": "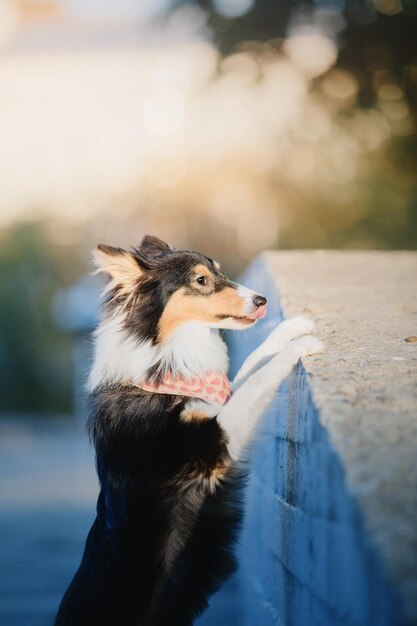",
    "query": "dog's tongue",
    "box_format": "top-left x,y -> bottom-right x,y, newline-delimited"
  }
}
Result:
247,304 -> 267,320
